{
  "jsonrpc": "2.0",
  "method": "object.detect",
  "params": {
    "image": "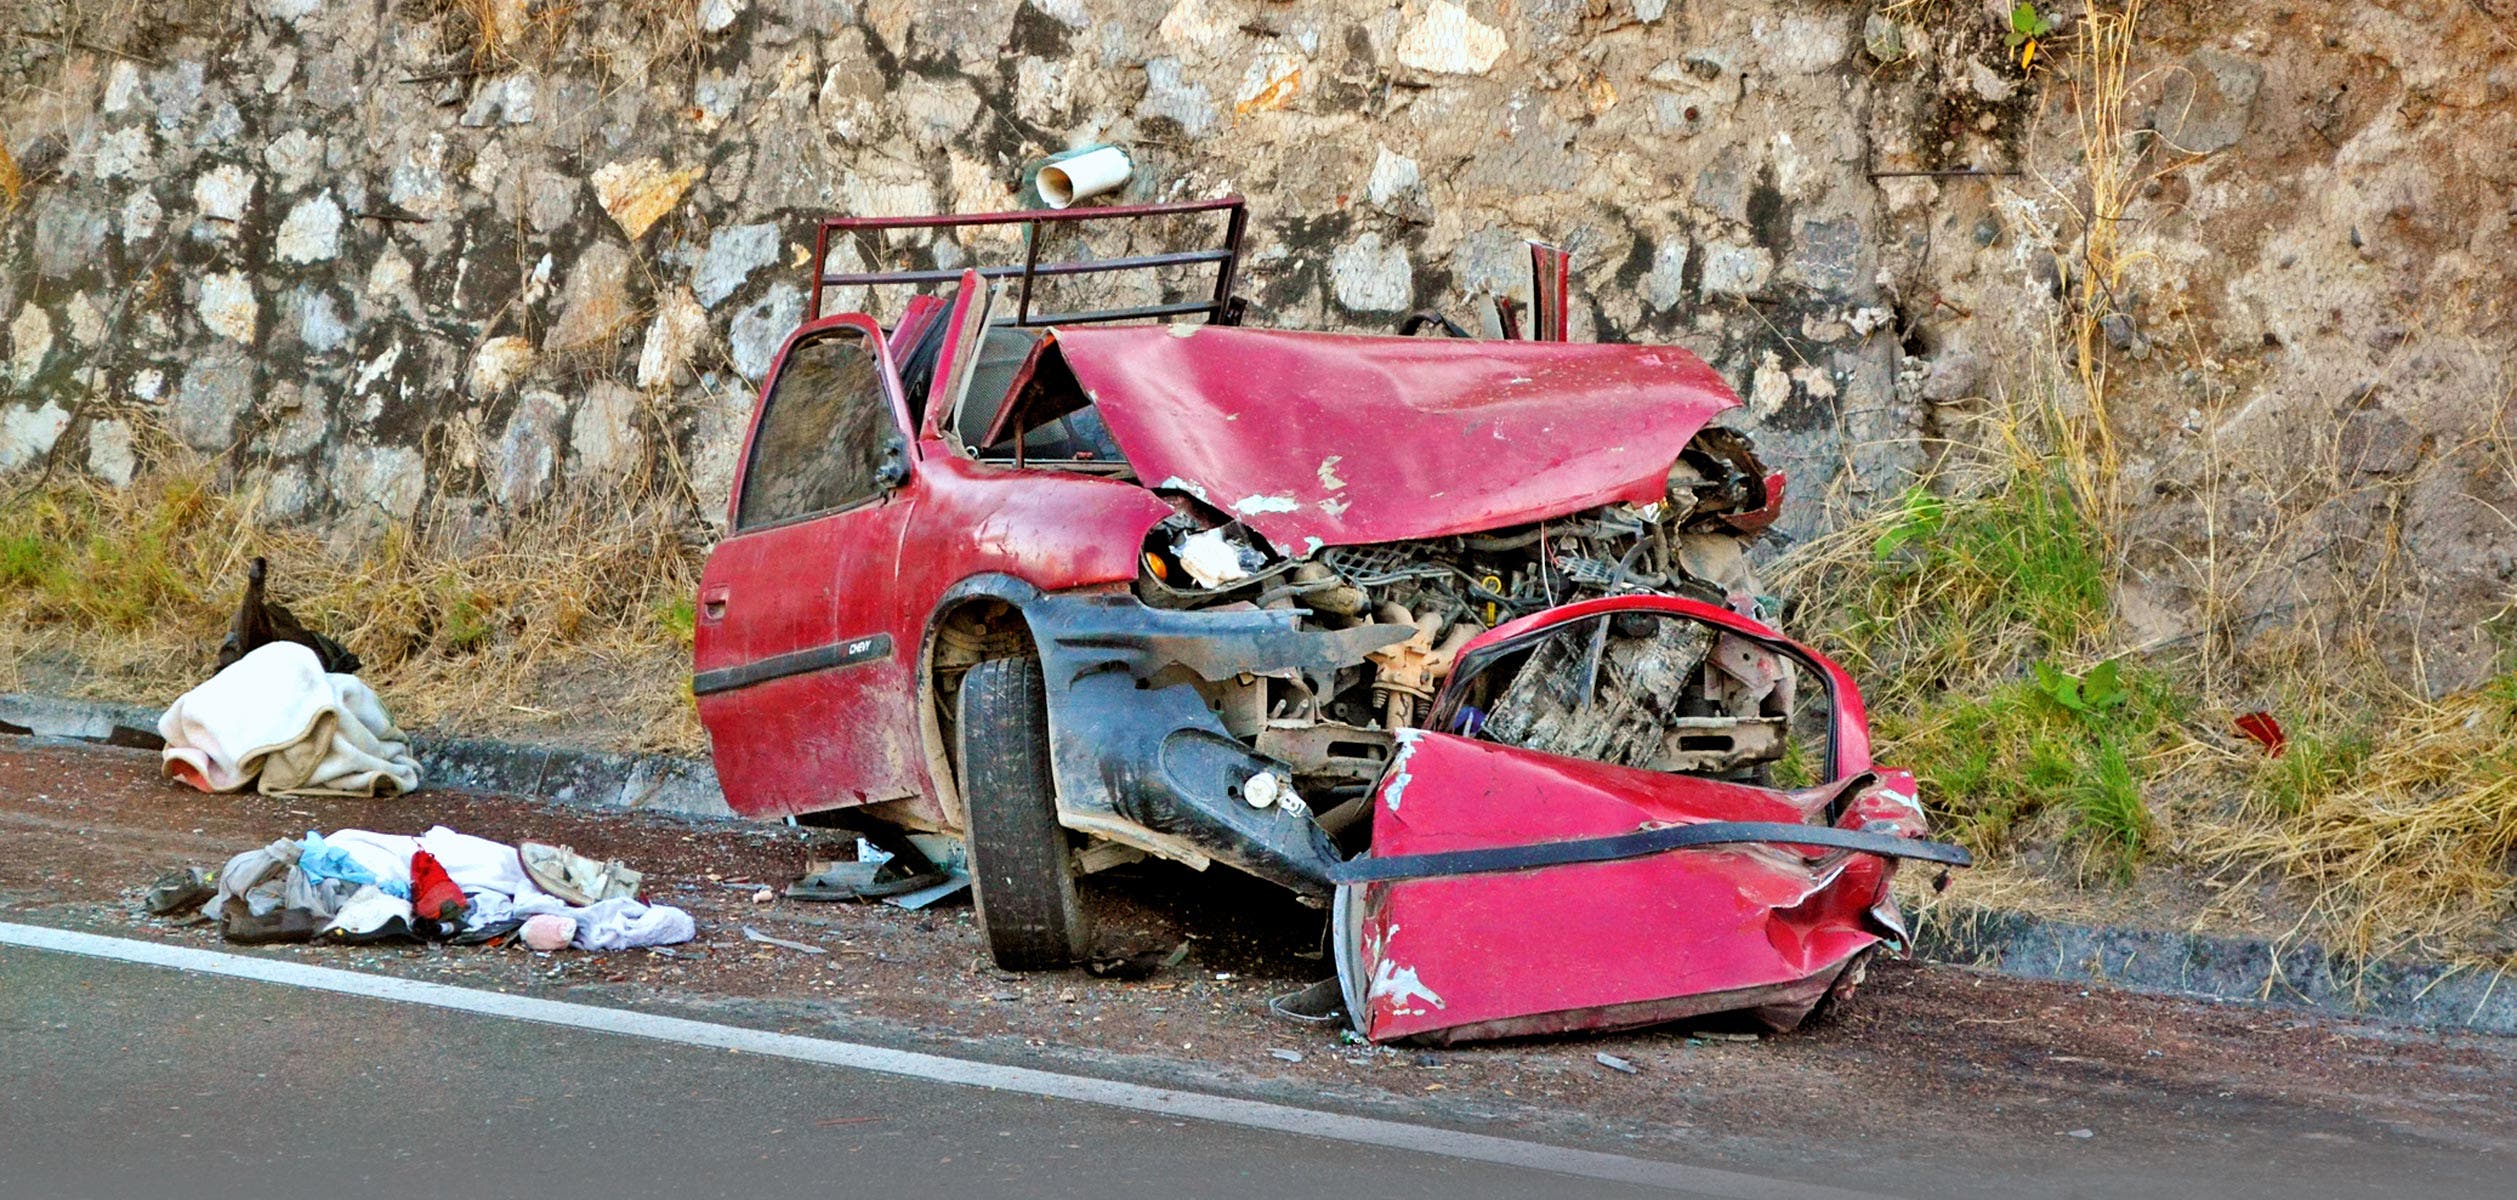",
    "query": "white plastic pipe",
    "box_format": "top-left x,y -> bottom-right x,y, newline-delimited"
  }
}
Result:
1037,146 -> 1132,209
